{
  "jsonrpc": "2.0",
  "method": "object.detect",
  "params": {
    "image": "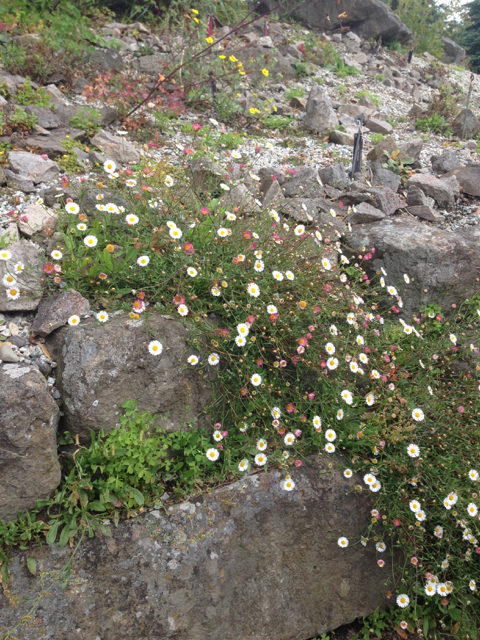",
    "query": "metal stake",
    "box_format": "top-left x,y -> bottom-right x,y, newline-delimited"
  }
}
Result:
462,74 -> 475,141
